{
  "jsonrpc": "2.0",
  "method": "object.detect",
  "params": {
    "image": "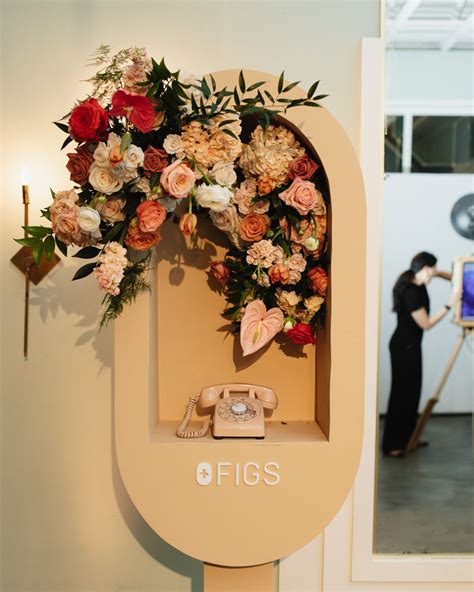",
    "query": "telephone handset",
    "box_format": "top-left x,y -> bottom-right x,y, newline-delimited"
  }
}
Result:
176,384 -> 278,439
